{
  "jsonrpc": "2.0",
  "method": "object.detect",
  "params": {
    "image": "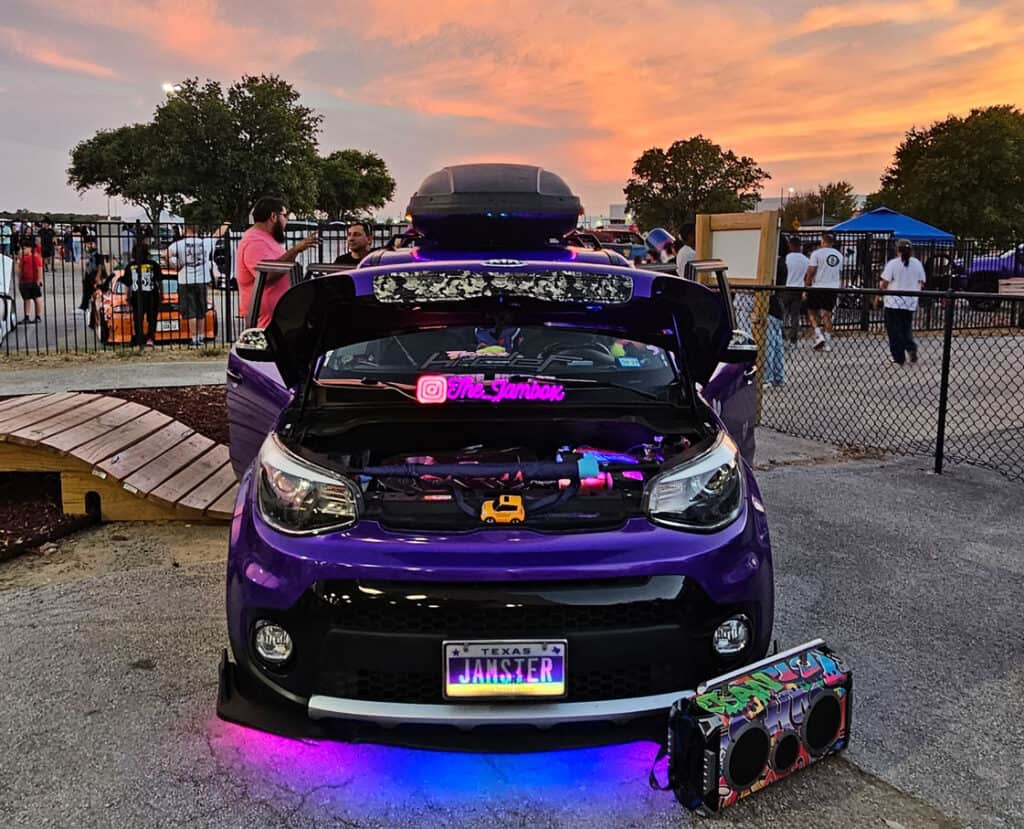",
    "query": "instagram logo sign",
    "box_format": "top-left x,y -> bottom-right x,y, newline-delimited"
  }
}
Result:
416,375 -> 449,404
